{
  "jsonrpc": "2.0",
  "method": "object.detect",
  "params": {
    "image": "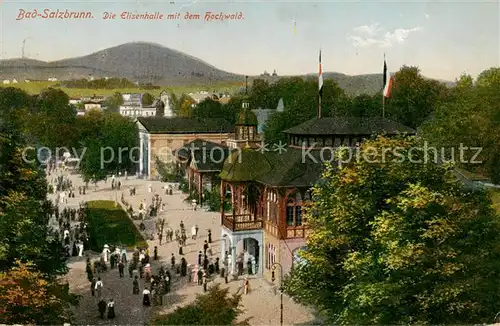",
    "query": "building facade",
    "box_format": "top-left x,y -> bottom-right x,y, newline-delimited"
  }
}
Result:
137,117 -> 233,179
218,115 -> 416,283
